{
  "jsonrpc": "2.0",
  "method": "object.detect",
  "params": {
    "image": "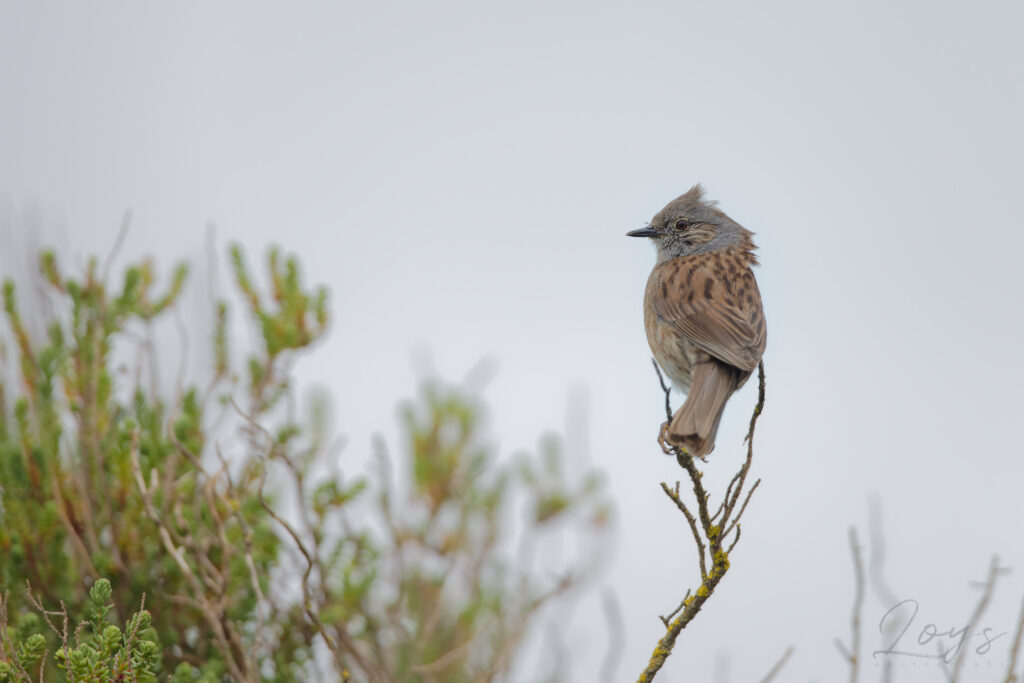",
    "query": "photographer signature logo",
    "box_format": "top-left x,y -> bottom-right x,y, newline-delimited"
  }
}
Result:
873,599 -> 1006,663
